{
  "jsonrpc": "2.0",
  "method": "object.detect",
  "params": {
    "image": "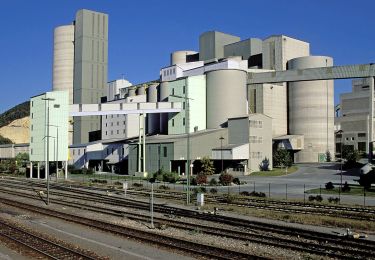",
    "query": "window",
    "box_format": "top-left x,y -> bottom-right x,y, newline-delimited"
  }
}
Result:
31,125 -> 33,131
358,133 -> 366,138
183,86 -> 185,94
111,115 -> 113,118
173,68 -> 175,74
84,149 -> 86,154
107,148 -> 109,155
31,113 -> 33,119
358,142 -> 366,152
106,123 -> 107,127
31,101 -> 33,107
183,102 -> 185,109
73,150 -> 75,155
78,149 -> 81,155
345,137 -> 349,141
122,147 -> 125,155
250,120 -> 263,128
105,131 -> 107,135
123,129 -> 126,134
117,130 -> 119,134
106,115 -> 108,119
31,137 -> 33,143
117,122 -> 119,126
112,148 -> 114,154
123,121 -> 126,125
111,130 -> 113,135
351,137 -> 355,141
31,149 -> 33,154
111,122 -> 113,126
172,88 -> 175,95
163,147 -> 167,157
172,119 -> 175,127
183,117 -> 185,126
